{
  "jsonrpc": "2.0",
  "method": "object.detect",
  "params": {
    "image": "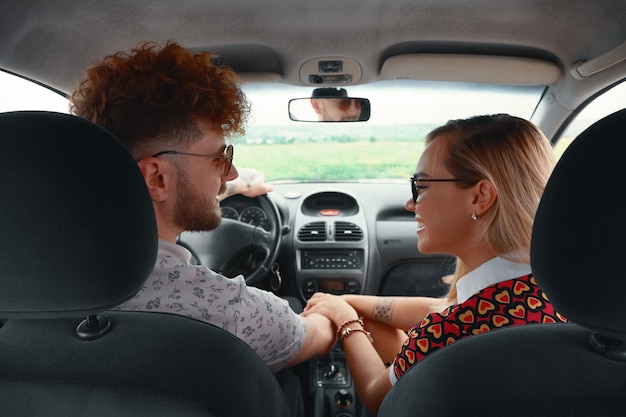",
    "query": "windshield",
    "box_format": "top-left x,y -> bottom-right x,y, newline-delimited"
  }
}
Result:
0,72 -> 543,182
237,80 -> 543,182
